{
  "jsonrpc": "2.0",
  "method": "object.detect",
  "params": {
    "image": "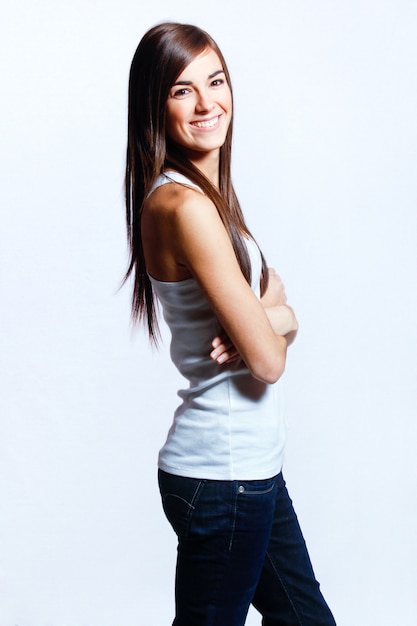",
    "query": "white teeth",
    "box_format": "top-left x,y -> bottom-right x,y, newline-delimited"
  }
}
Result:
192,117 -> 218,128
